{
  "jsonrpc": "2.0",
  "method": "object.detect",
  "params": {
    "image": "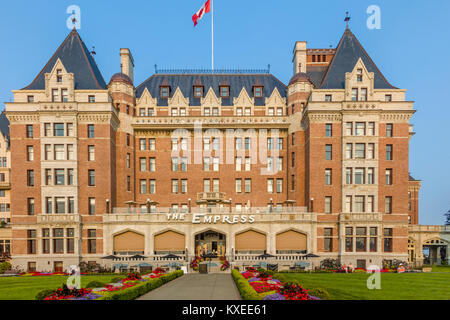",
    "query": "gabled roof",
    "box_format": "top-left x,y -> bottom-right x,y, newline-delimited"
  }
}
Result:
135,74 -> 287,107
23,29 -> 107,90
319,28 -> 396,89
